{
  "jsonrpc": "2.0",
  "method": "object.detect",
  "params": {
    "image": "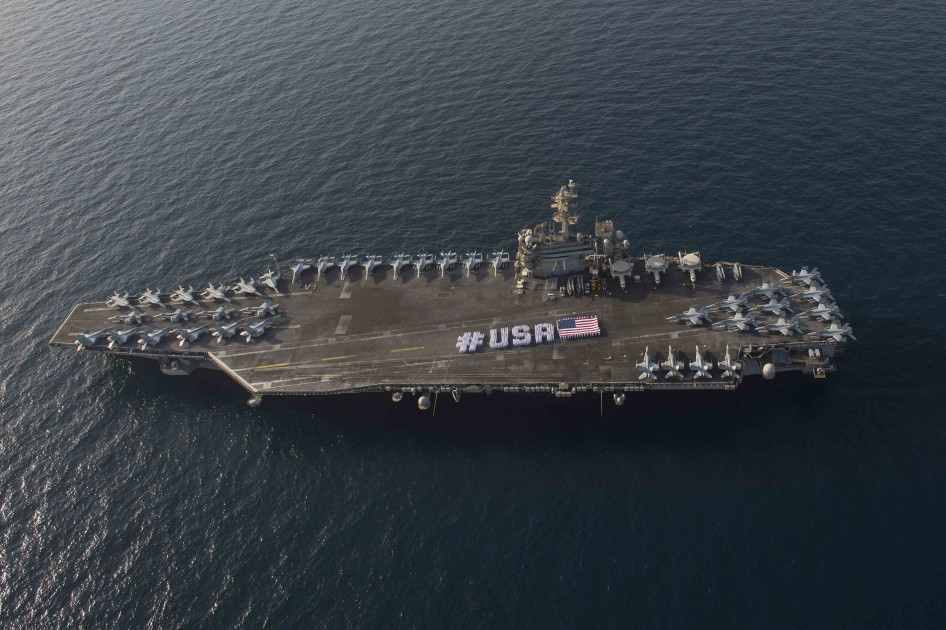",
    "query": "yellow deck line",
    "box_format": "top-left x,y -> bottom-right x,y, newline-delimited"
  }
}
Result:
322,354 -> 357,361
390,346 -> 425,353
255,362 -> 289,370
